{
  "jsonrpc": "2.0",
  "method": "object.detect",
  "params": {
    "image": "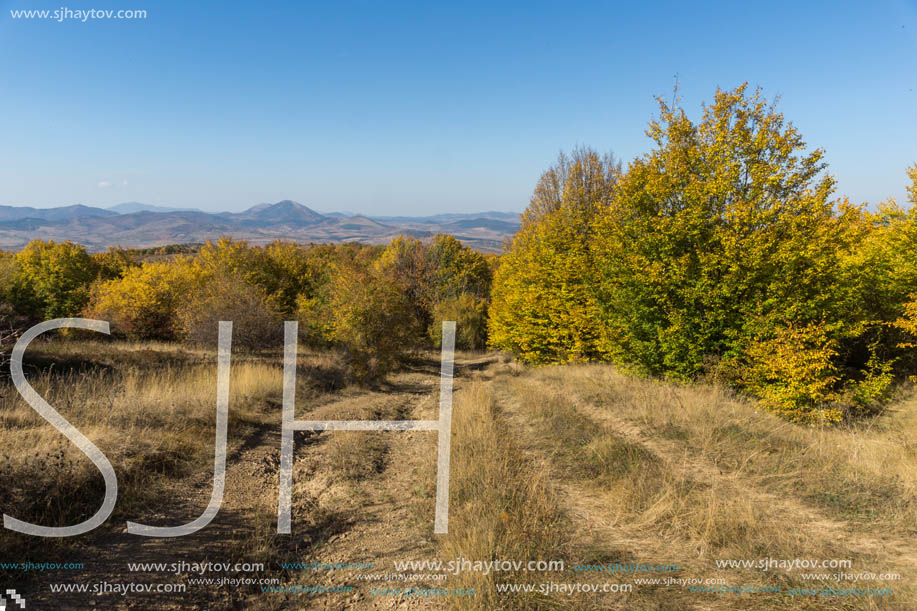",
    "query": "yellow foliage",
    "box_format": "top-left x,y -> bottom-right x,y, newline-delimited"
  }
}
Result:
488,148 -> 617,364
741,323 -> 843,423
326,260 -> 422,383
430,293 -> 488,350
12,240 -> 99,319
85,258 -> 201,340
489,206 -> 611,364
